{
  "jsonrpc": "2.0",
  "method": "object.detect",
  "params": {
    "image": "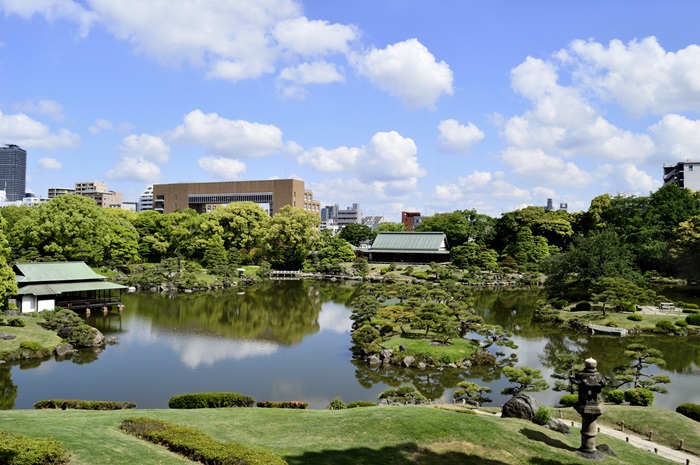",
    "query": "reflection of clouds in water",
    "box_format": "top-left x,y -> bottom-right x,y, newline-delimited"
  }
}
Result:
170,337 -> 279,369
318,302 -> 352,333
